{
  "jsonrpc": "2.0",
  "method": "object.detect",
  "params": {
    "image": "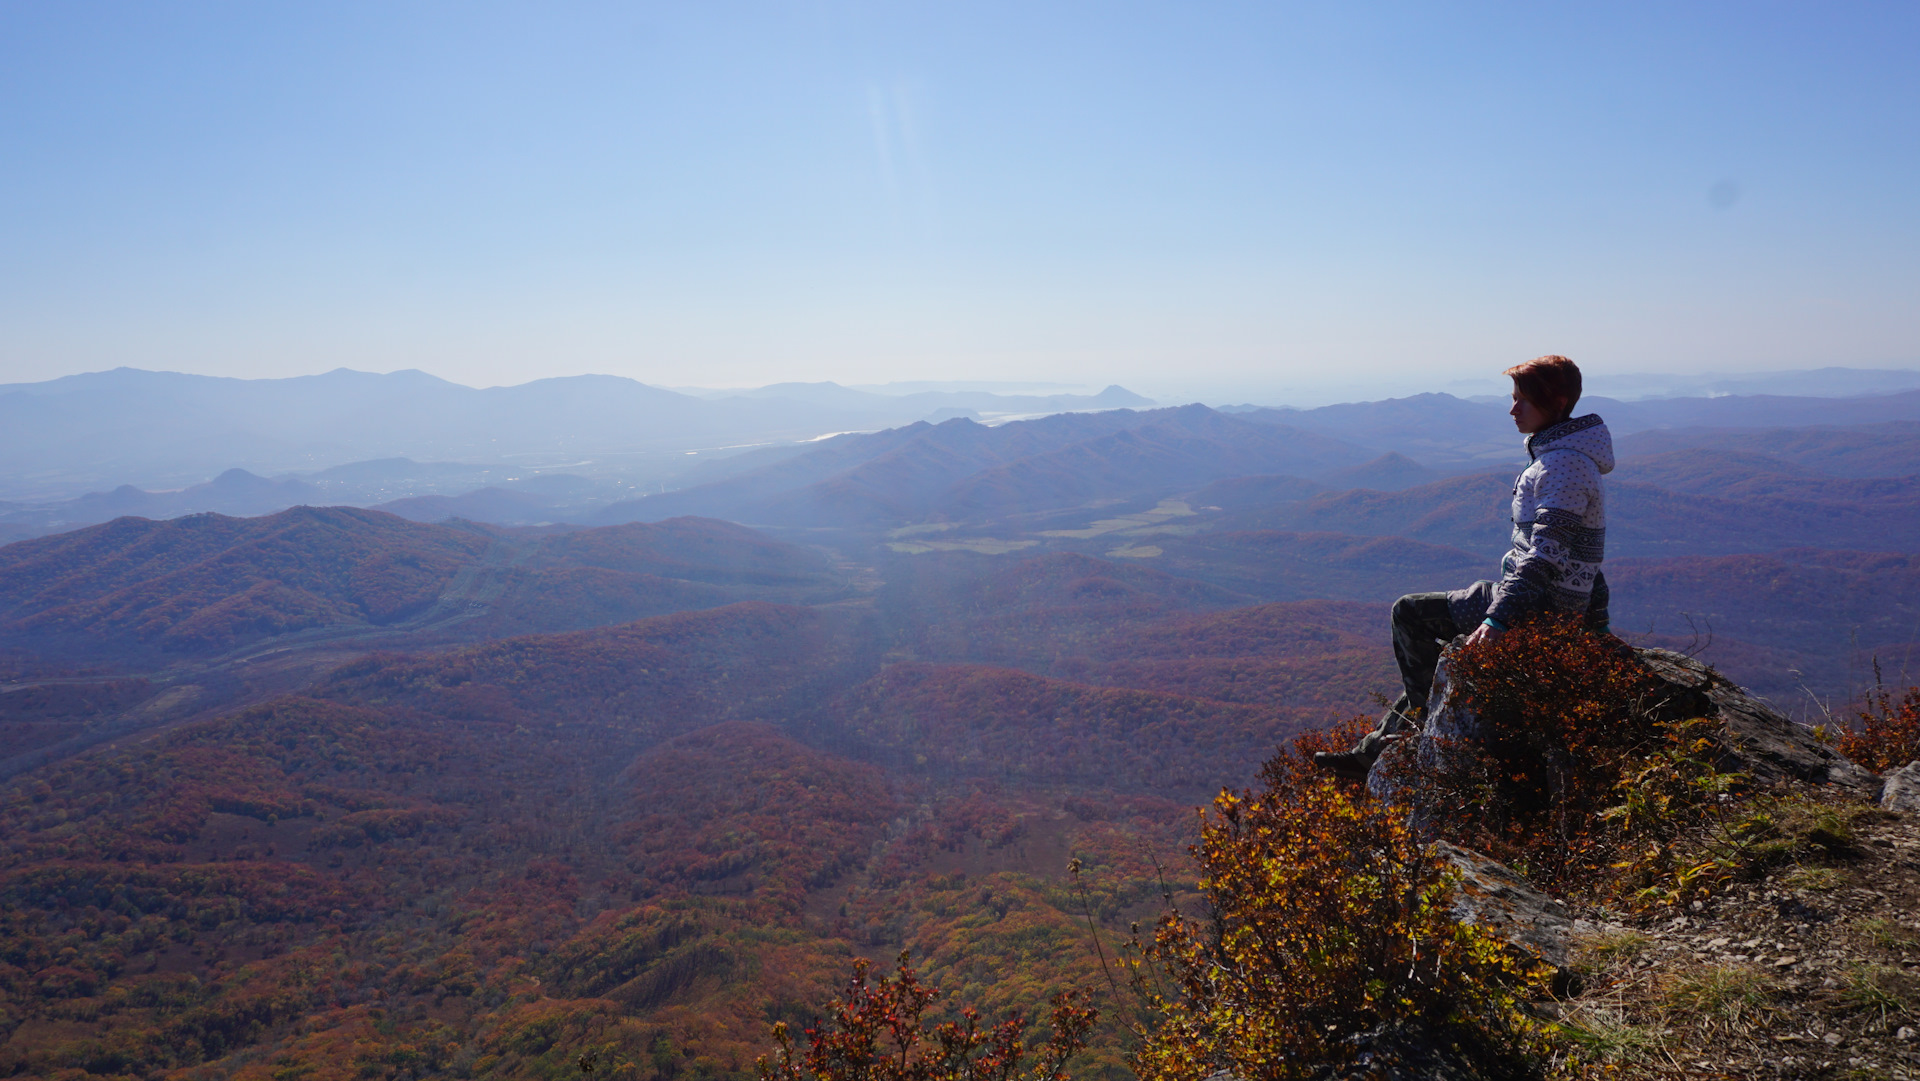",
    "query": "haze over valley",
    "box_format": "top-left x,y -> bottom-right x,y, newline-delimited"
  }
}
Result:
12,356 -> 1920,1081
7,365 -> 1917,771
6,361 -> 1920,1077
